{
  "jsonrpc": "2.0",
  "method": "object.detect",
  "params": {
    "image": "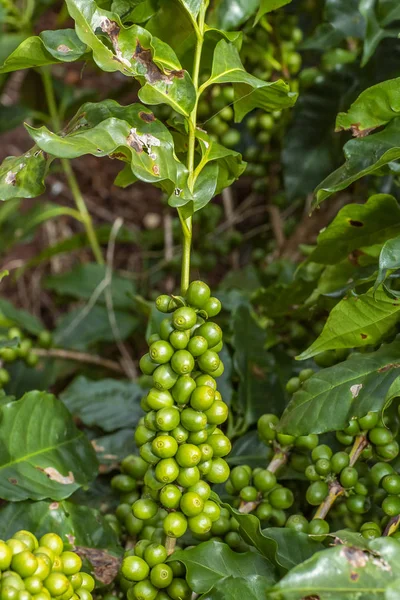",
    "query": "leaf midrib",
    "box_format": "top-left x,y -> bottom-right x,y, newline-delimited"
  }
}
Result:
0,432 -> 84,471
